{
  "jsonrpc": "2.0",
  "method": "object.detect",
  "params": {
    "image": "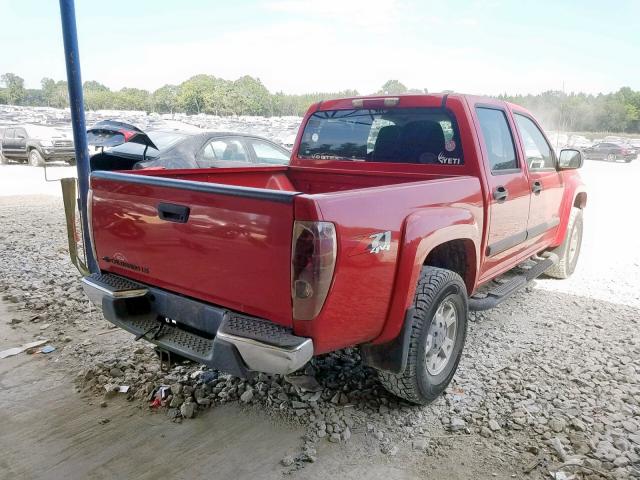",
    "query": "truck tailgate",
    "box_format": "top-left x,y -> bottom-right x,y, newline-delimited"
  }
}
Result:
90,171 -> 298,327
